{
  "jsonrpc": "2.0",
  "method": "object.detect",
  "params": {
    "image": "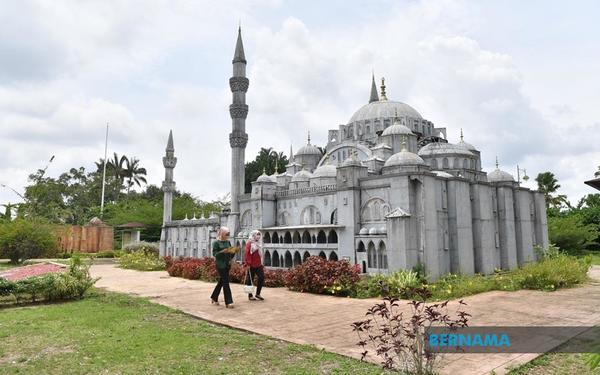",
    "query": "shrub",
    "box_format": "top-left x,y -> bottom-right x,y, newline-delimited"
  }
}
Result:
118,251 -> 165,271
96,250 -> 116,258
284,256 -> 360,295
263,269 -> 287,287
0,219 -> 58,263
352,292 -> 470,373
515,252 -> 590,291
548,214 -> 598,254
350,274 -> 388,298
122,241 -> 159,257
